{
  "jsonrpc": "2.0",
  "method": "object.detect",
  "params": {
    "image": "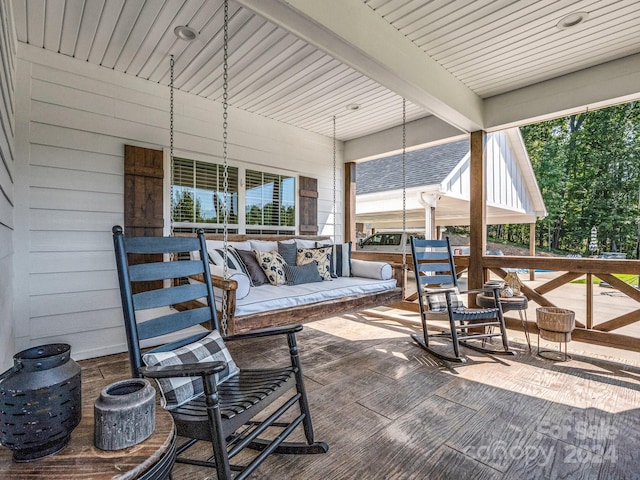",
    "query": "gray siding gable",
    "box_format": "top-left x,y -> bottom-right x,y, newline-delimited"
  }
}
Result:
356,140 -> 468,194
